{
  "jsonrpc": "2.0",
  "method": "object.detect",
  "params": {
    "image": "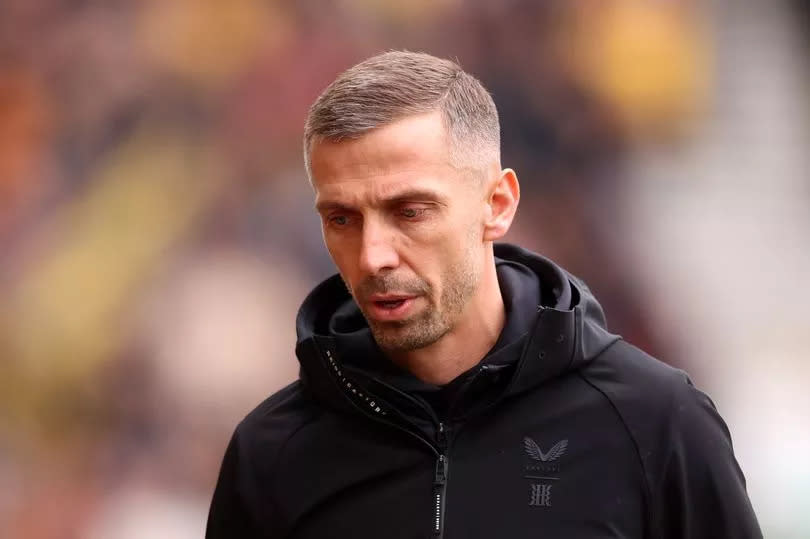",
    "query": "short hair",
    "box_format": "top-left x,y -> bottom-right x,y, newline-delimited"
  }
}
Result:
303,50 -> 500,180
